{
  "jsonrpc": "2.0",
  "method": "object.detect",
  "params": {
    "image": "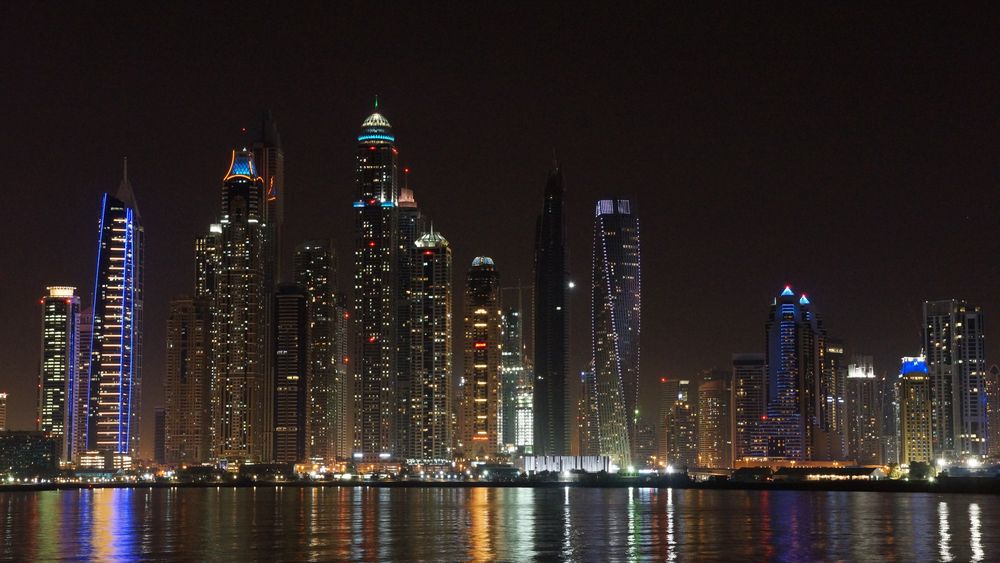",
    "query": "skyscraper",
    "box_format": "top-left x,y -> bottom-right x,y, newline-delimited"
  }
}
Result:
899,355 -> 933,464
38,286 -> 80,462
732,353 -> 766,461
153,407 -> 166,465
663,378 -> 697,469
763,286 -> 825,461
577,369 -> 600,456
88,160 -> 144,458
273,285 -> 309,464
845,356 -> 882,465
407,230 -> 452,462
500,307 -> 525,449
72,307 -> 92,460
533,162 -> 569,456
986,365 -> 1000,457
591,199 -> 641,467
697,372 -> 732,468
815,339 -> 848,460
353,107 -> 399,461
0,393 -> 6,431
923,300 -> 987,458
164,296 -> 211,465
461,257 -> 501,459
294,241 -> 341,463
396,179 -> 427,459
211,149 -> 267,462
